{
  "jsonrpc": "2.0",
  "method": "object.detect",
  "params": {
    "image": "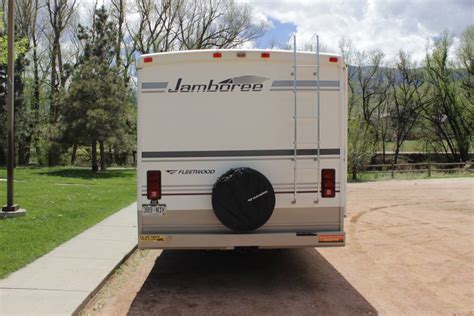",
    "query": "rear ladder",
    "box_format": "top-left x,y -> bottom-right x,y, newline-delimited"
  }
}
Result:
292,34 -> 321,204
